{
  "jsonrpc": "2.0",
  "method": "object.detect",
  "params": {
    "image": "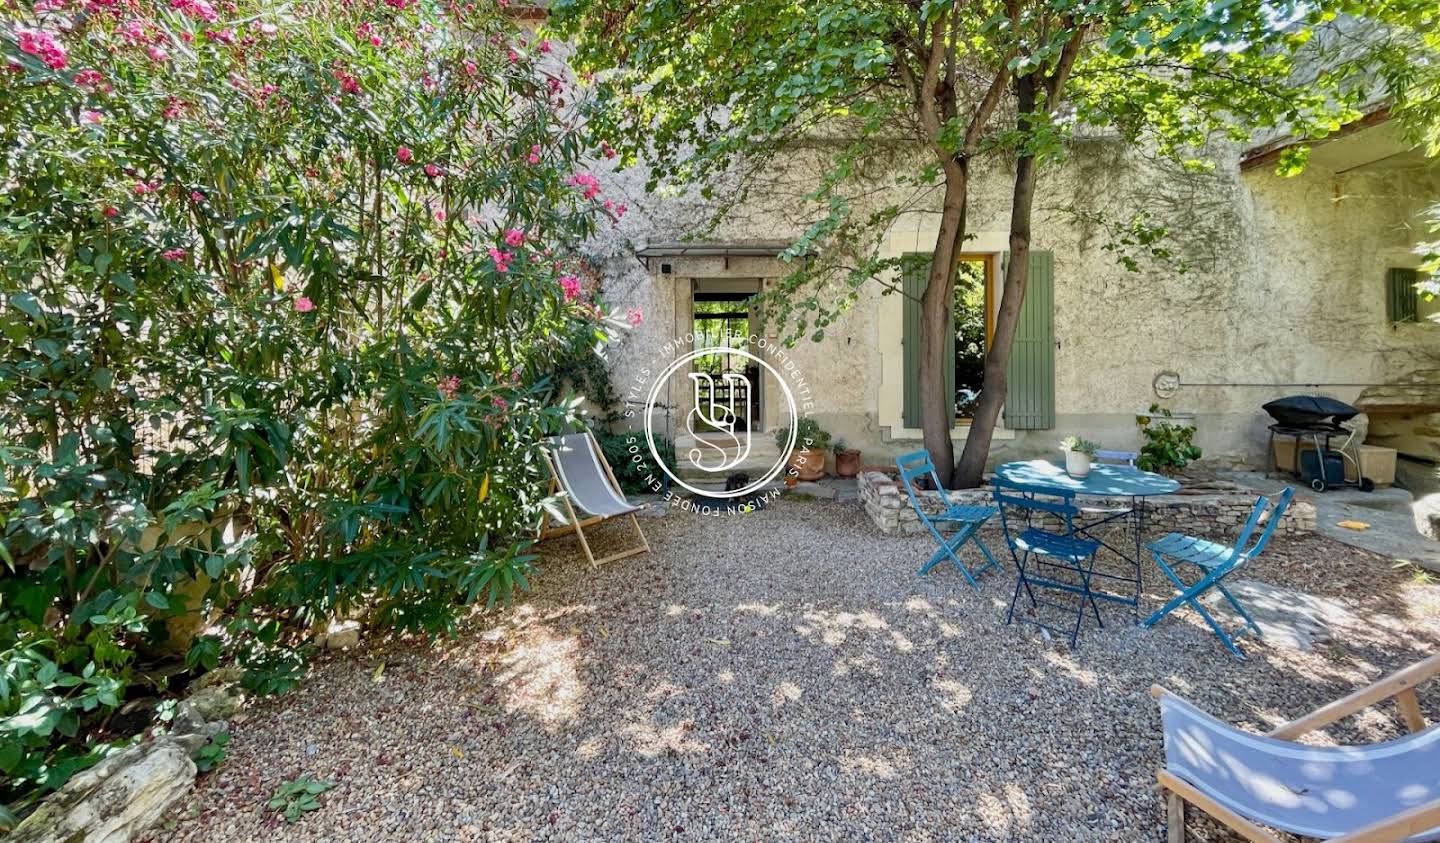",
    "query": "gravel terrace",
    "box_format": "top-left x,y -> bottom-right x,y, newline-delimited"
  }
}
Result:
157,499 -> 1440,842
